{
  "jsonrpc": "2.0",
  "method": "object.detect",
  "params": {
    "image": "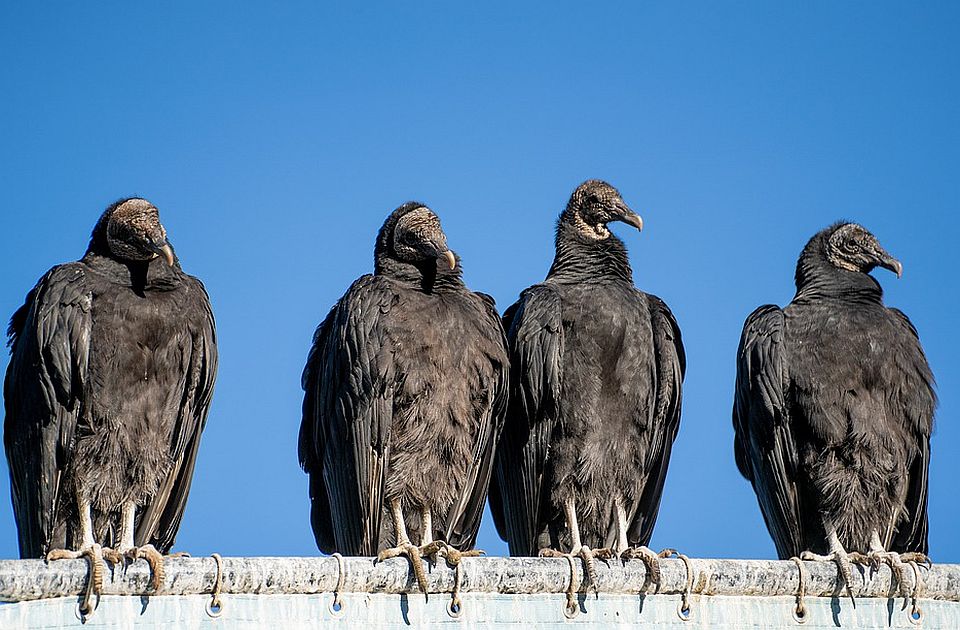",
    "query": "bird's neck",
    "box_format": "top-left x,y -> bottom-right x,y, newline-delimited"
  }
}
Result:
794,254 -> 884,304
375,256 -> 464,294
82,251 -> 180,294
546,222 -> 634,284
